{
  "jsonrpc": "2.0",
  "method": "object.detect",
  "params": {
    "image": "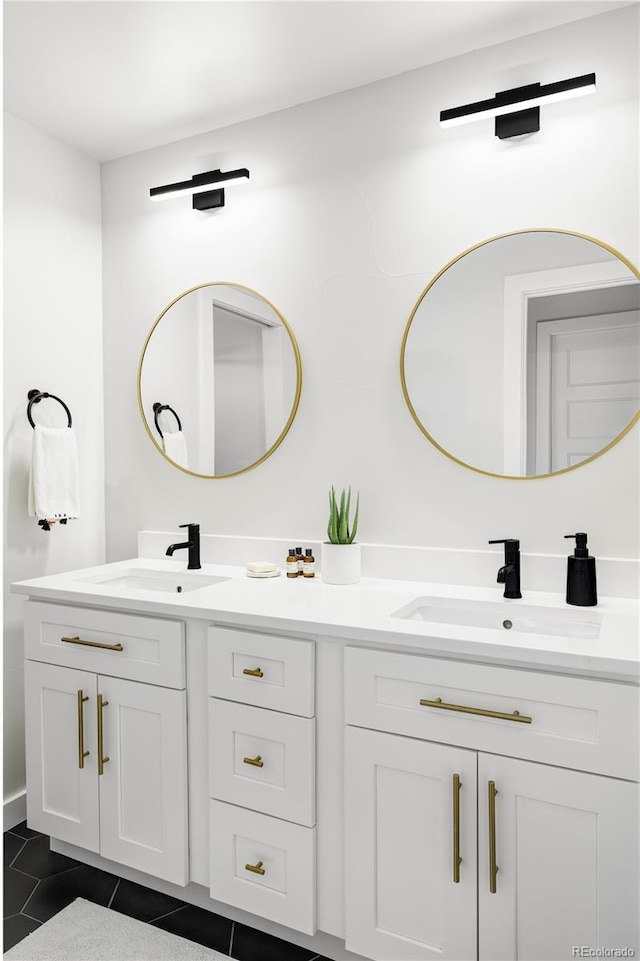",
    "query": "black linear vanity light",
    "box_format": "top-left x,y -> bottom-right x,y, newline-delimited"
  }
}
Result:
149,167 -> 250,210
440,72 -> 596,139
